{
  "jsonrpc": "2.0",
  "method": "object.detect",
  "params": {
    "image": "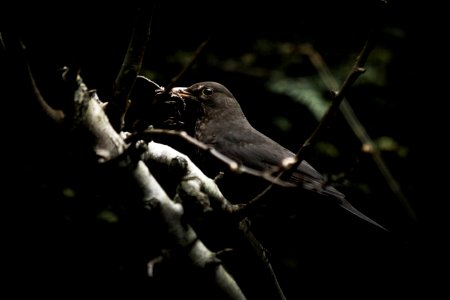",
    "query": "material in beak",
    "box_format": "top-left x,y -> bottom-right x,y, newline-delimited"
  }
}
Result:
170,87 -> 191,98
